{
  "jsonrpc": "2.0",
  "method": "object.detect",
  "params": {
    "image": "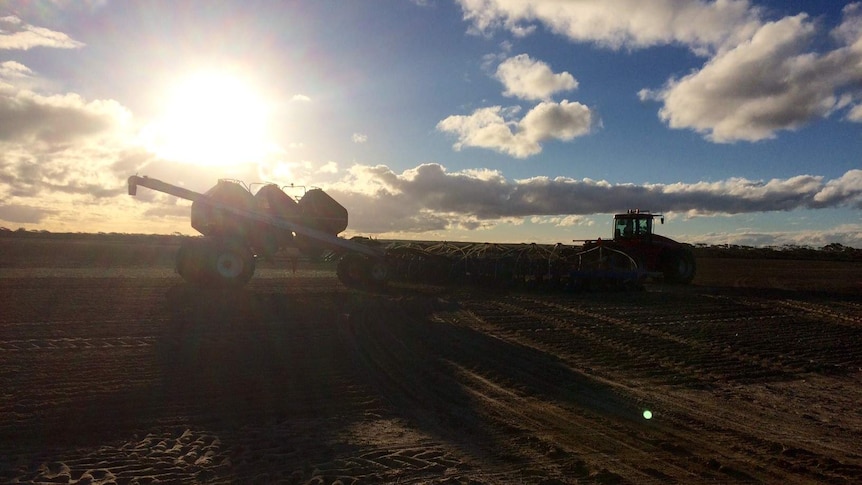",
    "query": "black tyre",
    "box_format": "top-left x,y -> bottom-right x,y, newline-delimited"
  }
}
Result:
211,243 -> 255,287
176,239 -> 214,286
337,254 -> 389,289
337,253 -> 368,288
176,239 -> 255,288
367,259 -> 390,287
662,249 -> 696,284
